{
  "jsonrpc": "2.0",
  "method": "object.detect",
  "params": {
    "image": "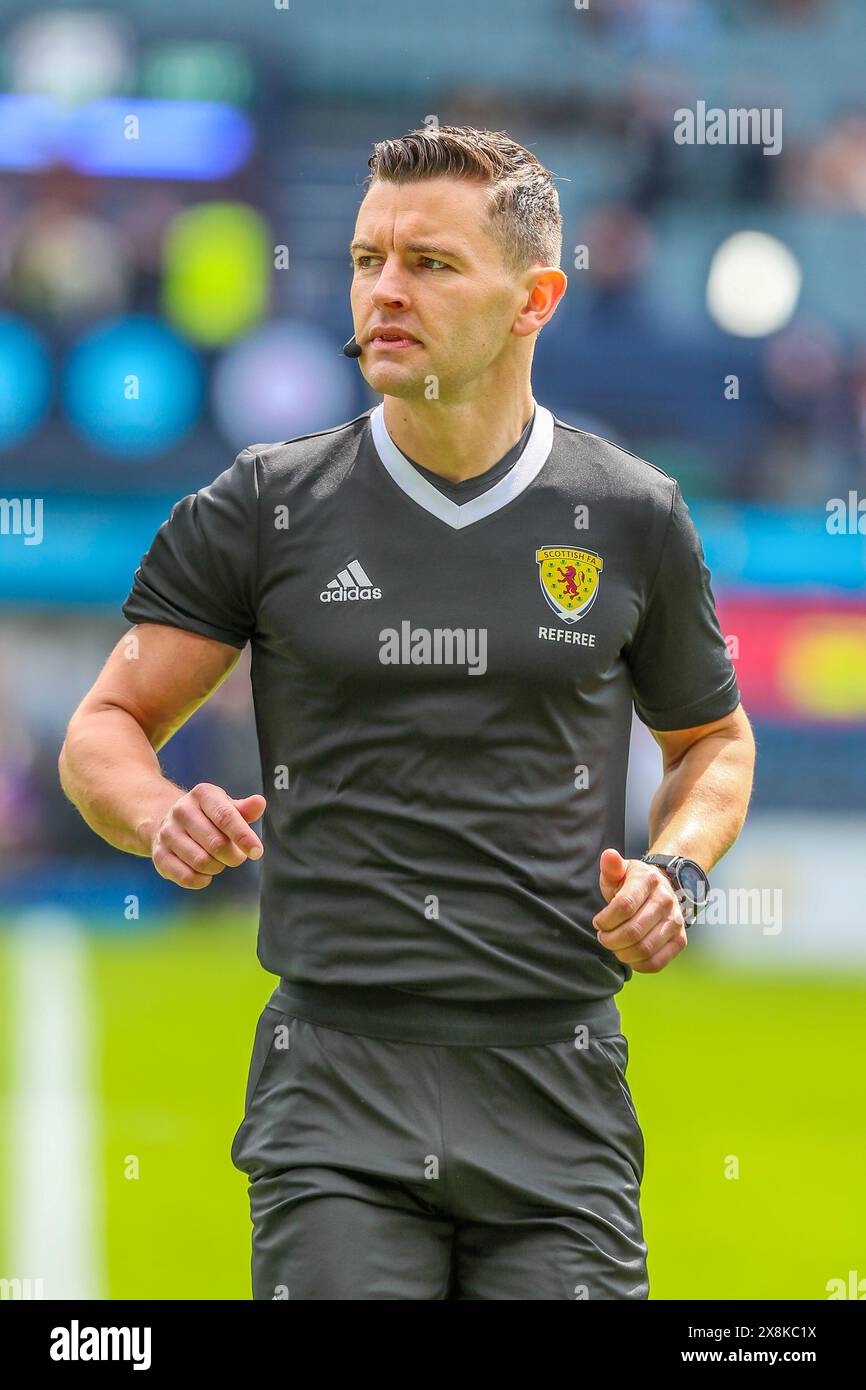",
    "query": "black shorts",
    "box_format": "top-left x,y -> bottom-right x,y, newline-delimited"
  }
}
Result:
230,983 -> 648,1300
